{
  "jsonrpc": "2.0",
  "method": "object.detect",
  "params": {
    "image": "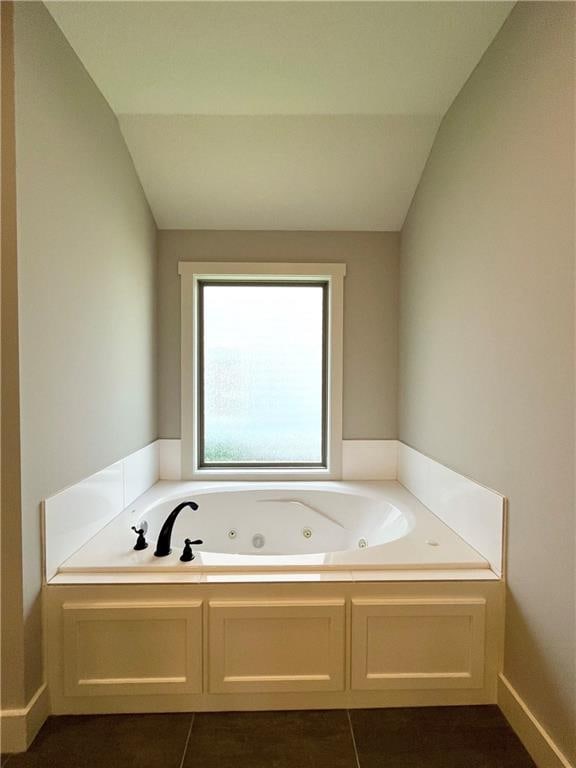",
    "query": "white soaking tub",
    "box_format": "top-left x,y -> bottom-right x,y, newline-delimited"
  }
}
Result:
56,481 -> 491,574
46,479 -> 503,717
